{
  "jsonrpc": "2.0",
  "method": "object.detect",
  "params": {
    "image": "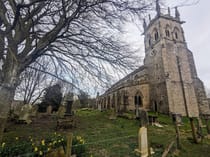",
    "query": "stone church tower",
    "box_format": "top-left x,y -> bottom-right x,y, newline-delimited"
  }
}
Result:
97,1 -> 210,117
143,2 -> 209,117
